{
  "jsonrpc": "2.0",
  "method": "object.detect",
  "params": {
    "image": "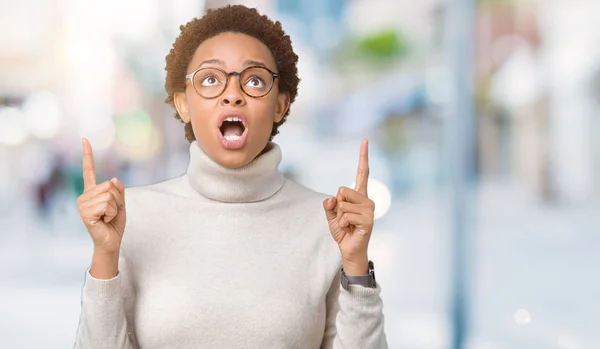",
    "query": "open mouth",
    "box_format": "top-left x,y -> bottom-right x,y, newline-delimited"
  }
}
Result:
219,116 -> 246,141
